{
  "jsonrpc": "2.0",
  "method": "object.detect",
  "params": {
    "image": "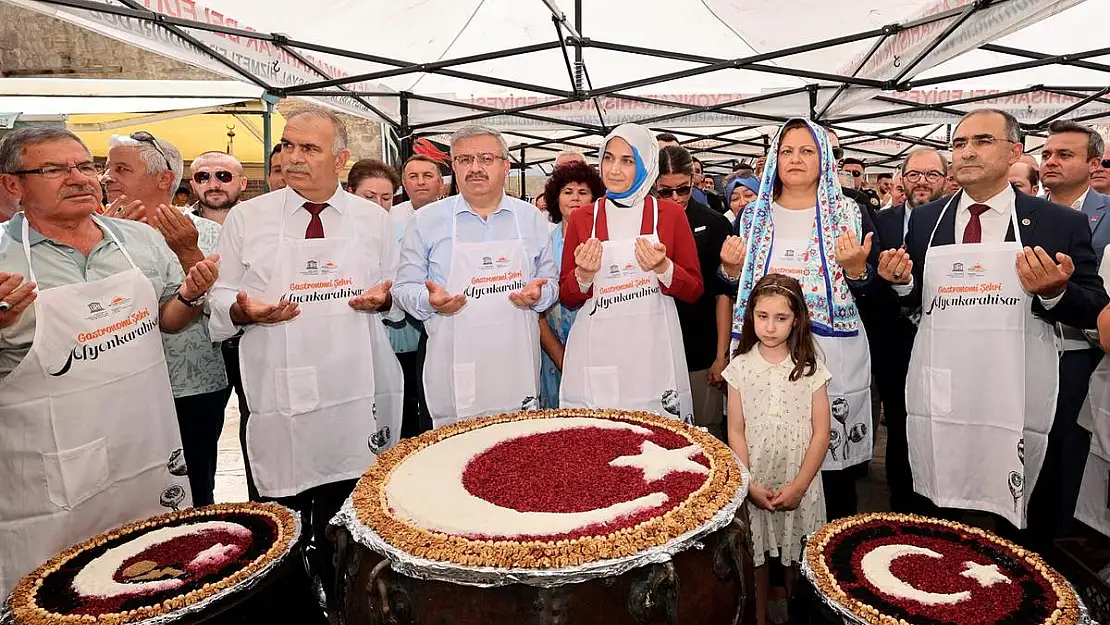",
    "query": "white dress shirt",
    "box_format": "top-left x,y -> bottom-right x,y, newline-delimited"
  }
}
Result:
209,185 -> 402,342
895,184 -> 1062,309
